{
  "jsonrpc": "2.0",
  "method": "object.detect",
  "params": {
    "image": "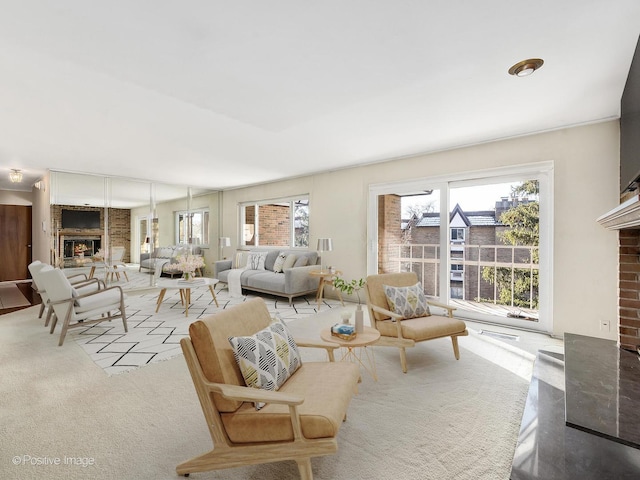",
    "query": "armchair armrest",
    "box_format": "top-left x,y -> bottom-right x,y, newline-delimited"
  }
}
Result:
426,299 -> 457,318
140,253 -> 150,262
205,381 -> 307,440
208,382 -> 304,406
65,273 -> 88,283
294,337 -> 339,362
369,303 -> 405,338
